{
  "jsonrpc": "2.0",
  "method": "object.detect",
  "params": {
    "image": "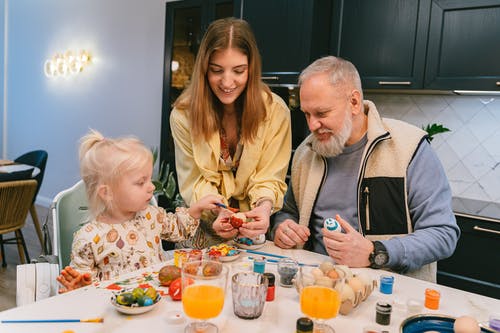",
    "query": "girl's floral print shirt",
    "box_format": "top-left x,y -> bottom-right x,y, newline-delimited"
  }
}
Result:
70,205 -> 198,282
